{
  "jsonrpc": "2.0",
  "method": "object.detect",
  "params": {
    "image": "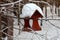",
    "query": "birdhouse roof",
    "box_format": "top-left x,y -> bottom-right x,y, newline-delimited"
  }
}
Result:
31,10 -> 43,19
20,3 -> 44,18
